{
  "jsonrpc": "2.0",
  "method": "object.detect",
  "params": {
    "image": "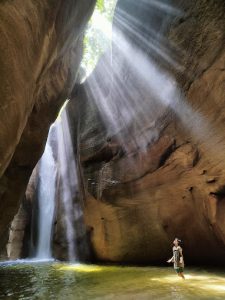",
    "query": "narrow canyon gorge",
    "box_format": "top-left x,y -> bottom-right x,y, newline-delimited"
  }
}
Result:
1,0 -> 225,268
